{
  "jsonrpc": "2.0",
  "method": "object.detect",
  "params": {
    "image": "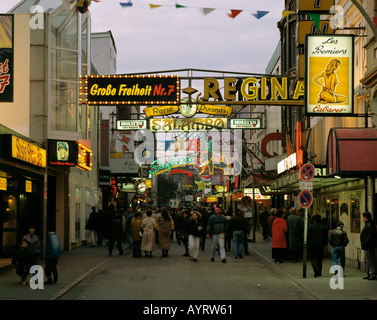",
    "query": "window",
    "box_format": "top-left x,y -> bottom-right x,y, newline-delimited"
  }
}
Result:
350,193 -> 361,233
49,7 -> 91,136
